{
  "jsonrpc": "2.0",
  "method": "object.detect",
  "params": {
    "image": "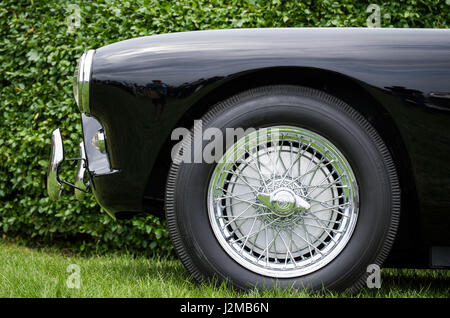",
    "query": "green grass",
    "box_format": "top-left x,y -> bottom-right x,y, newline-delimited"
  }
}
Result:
0,240 -> 448,298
